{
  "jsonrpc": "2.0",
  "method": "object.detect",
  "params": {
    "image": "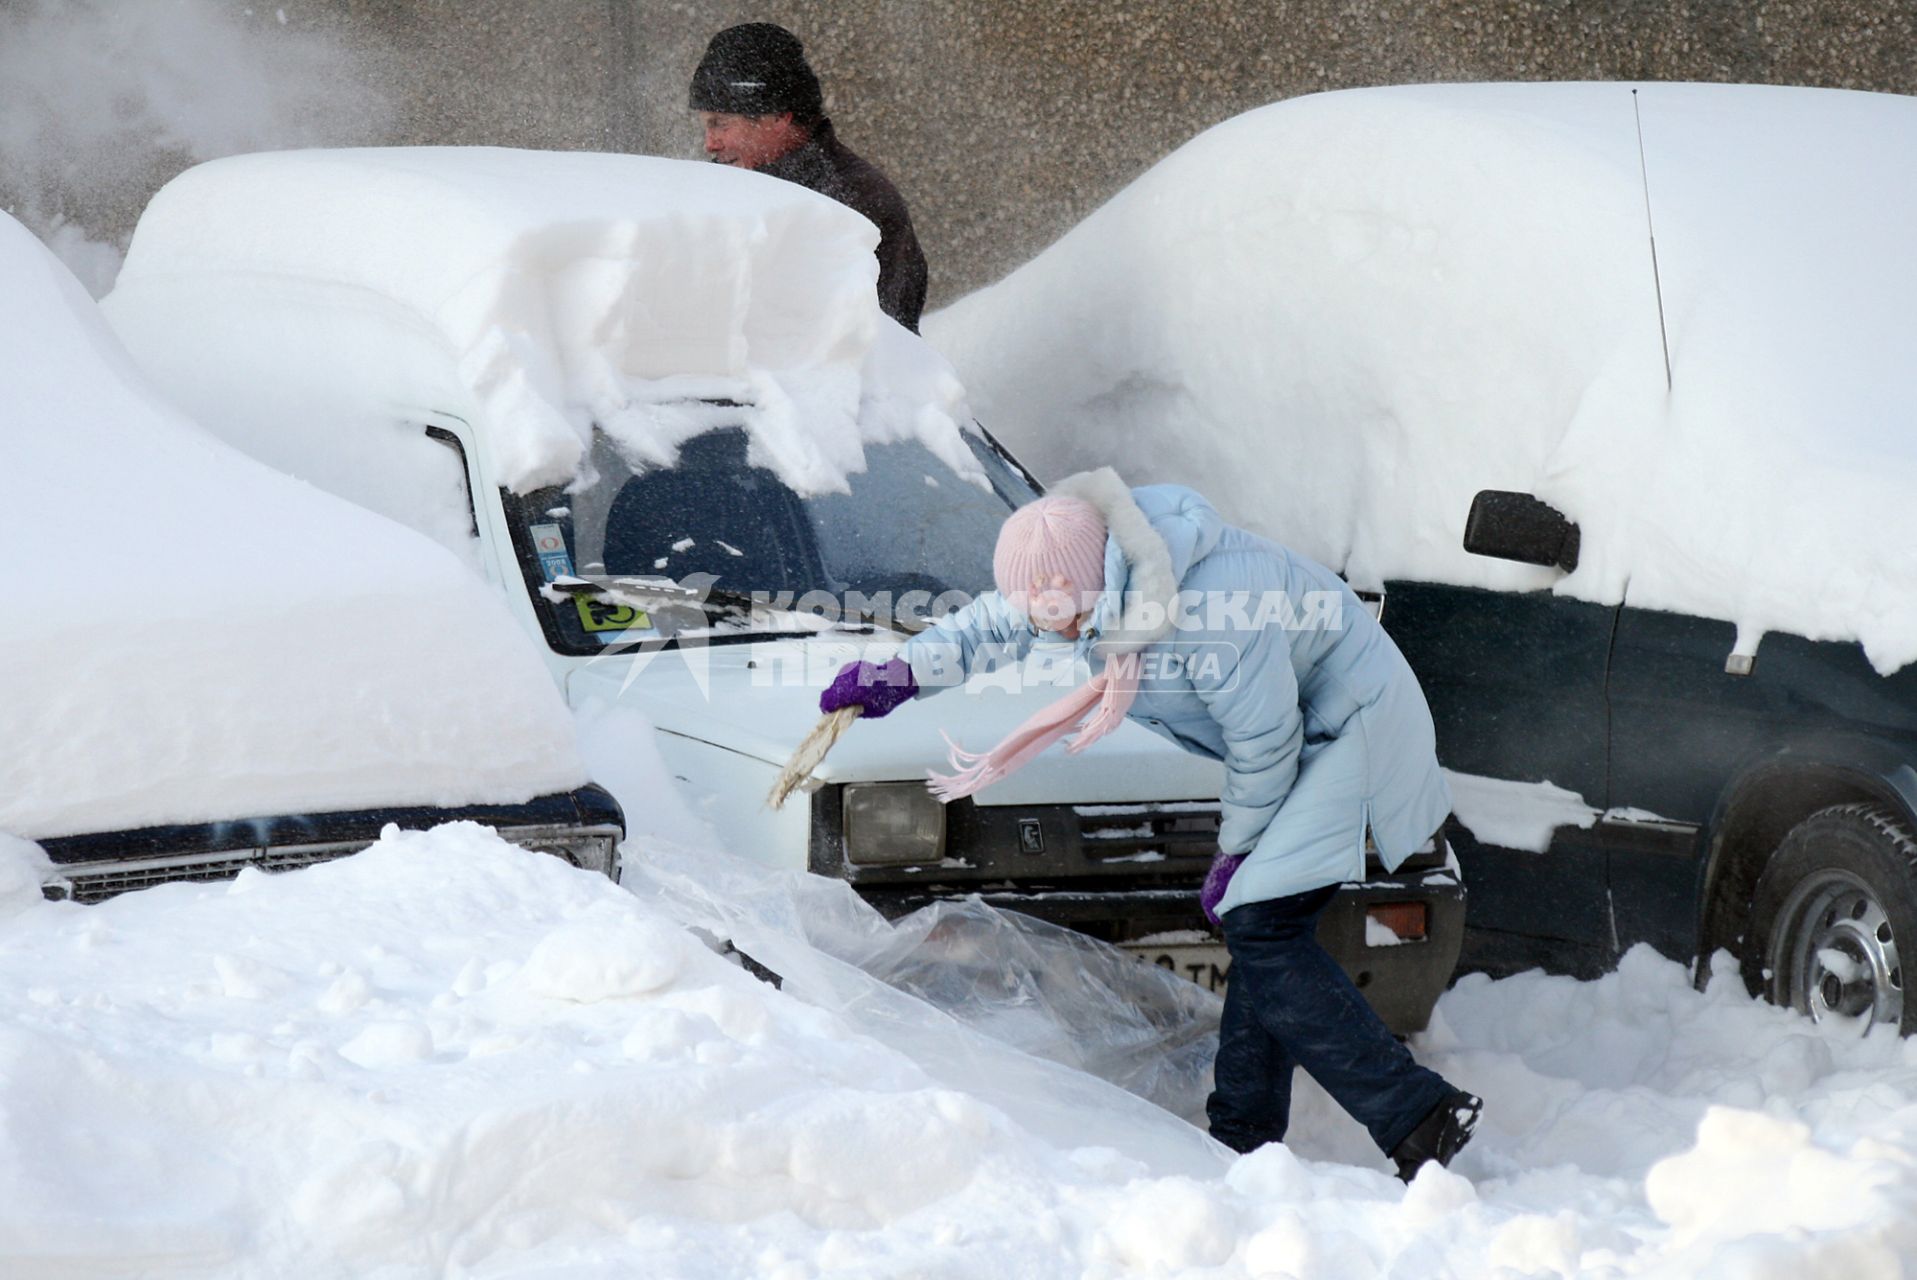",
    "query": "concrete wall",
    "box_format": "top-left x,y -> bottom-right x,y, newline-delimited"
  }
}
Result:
4,0 -> 1912,303
646,0 -> 1914,305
